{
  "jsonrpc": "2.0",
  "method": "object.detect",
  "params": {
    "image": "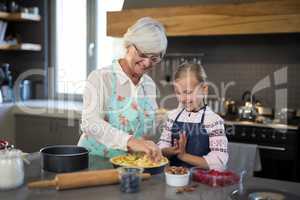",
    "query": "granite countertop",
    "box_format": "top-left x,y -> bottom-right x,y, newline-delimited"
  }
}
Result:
1,155 -> 300,200
11,100 -> 83,119
225,120 -> 298,130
